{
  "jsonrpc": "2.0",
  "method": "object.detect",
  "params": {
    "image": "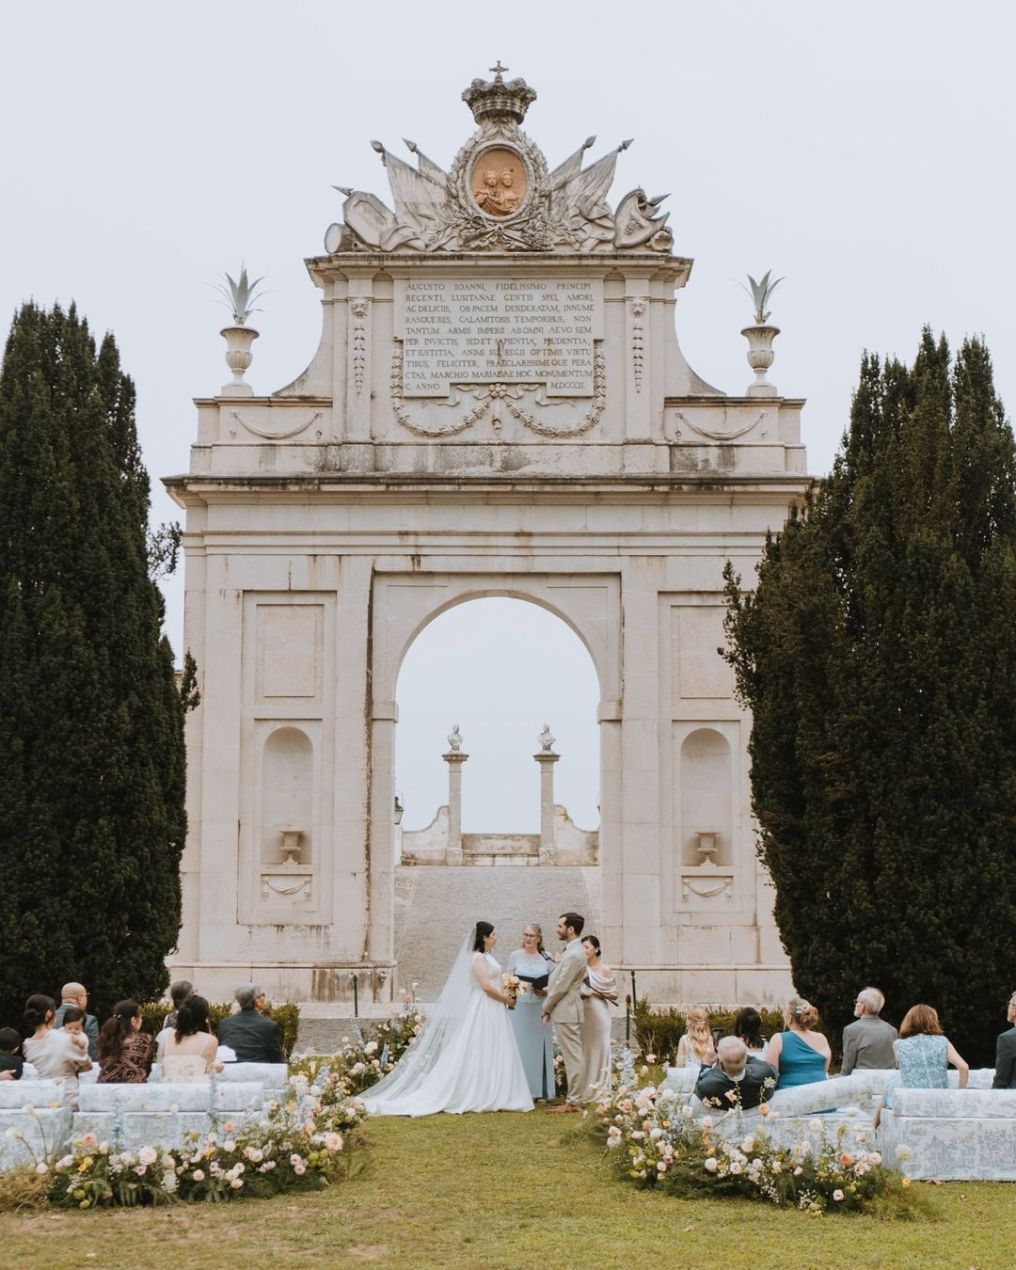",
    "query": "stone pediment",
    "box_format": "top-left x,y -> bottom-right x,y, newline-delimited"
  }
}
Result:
325,63 -> 672,256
